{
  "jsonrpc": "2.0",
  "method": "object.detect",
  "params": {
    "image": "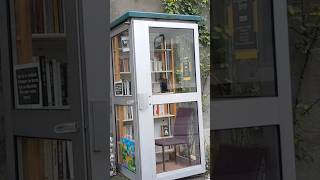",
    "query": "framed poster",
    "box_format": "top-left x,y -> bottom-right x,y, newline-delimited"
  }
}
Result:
114,80 -> 123,96
121,36 -> 130,52
161,125 -> 170,137
232,0 -> 258,60
14,63 -> 42,109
